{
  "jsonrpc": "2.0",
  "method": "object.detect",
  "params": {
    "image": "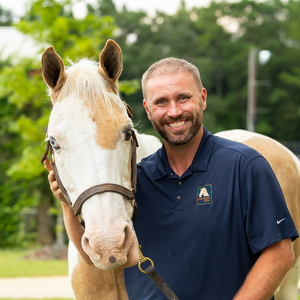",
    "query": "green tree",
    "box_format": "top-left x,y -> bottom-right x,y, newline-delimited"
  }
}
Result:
0,75 -> 30,247
0,7 -> 33,247
213,0 -> 300,140
0,56 -> 57,246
